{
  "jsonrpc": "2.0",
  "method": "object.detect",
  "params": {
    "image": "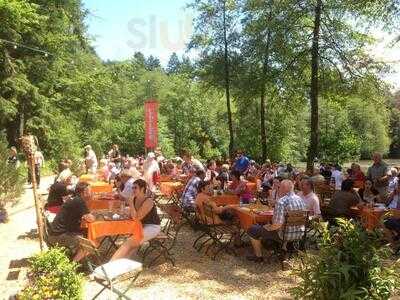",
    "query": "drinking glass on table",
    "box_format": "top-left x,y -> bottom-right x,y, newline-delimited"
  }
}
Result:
120,201 -> 125,215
